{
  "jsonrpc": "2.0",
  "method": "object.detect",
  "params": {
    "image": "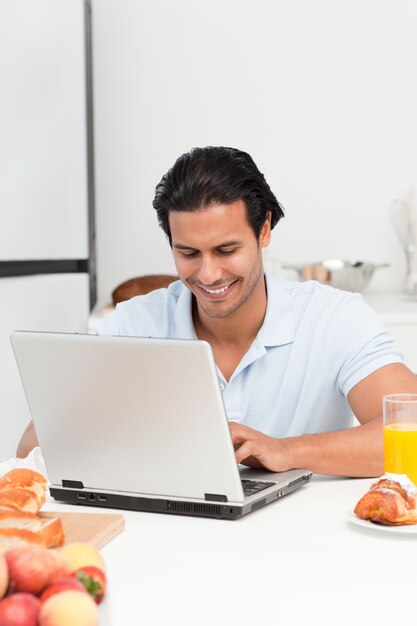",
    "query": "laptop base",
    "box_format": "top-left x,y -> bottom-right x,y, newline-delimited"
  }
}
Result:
50,474 -> 312,520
